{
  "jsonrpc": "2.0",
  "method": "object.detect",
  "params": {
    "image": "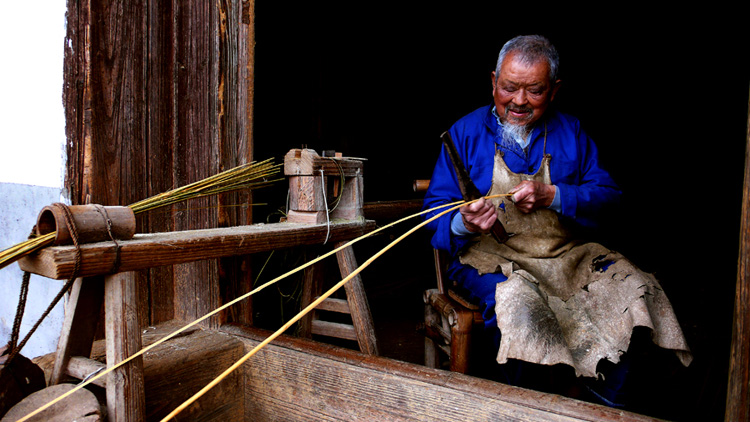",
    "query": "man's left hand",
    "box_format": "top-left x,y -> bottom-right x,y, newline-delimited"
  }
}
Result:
509,180 -> 556,214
